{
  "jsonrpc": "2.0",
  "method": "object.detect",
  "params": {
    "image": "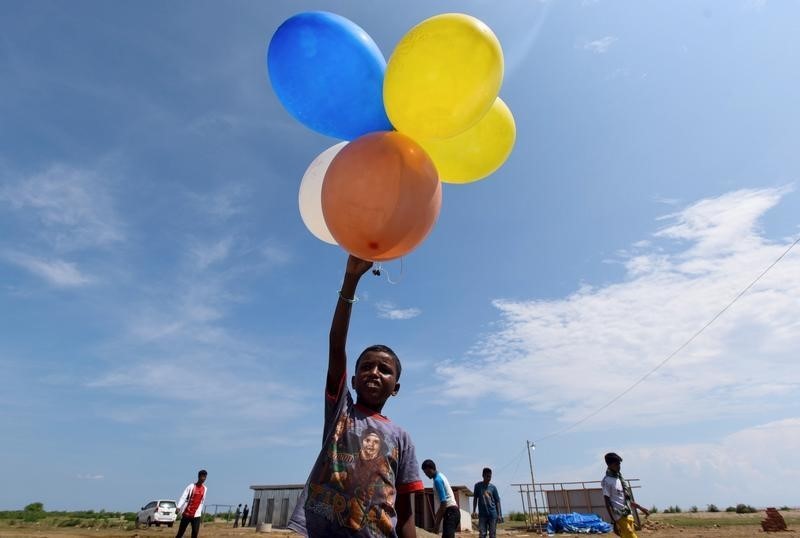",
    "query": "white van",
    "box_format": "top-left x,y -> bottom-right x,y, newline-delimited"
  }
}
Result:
135,499 -> 178,527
